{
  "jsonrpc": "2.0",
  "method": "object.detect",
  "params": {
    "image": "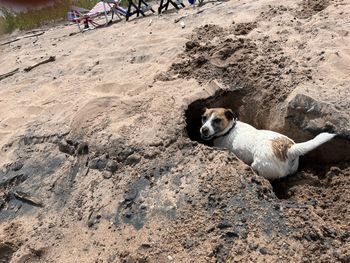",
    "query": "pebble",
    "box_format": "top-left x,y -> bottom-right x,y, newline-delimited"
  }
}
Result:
259,247 -> 268,255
